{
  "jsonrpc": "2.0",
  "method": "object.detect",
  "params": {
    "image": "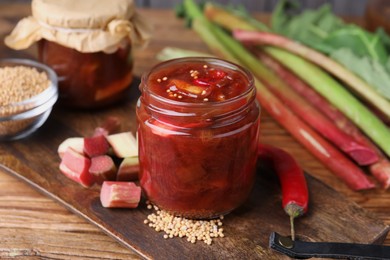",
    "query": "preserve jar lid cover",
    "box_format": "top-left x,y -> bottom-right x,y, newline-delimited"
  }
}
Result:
4,0 -> 152,53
